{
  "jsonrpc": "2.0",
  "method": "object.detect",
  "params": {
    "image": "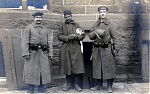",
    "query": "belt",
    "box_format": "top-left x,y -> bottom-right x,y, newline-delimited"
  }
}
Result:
93,42 -> 109,48
29,44 -> 49,51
